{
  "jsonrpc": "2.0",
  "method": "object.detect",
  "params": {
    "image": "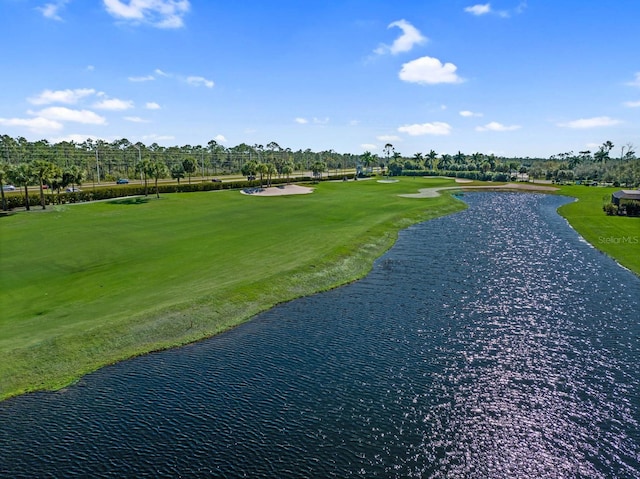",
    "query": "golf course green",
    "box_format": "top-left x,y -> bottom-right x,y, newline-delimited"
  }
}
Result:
0,178 -> 637,400
557,185 -> 640,274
